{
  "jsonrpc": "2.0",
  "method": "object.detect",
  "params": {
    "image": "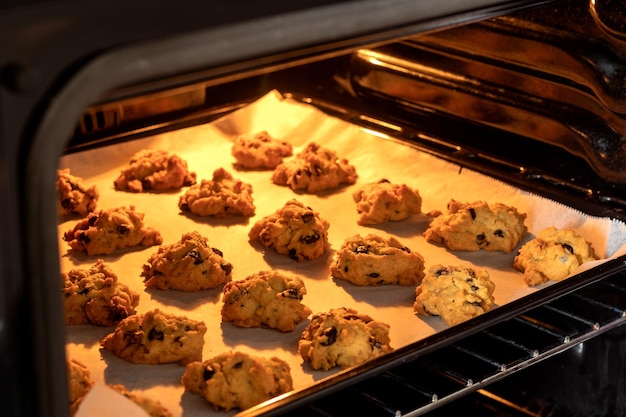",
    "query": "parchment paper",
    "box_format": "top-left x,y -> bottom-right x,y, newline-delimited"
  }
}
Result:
61,90 -> 626,417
